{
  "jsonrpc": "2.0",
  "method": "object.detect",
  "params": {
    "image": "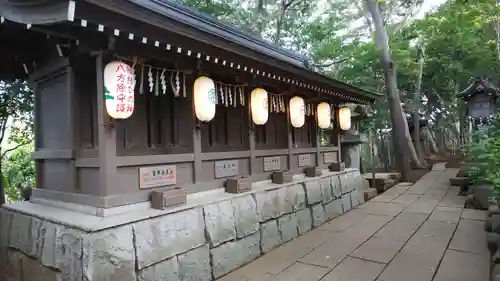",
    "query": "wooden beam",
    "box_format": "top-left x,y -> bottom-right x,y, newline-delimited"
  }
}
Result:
96,51 -> 118,196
